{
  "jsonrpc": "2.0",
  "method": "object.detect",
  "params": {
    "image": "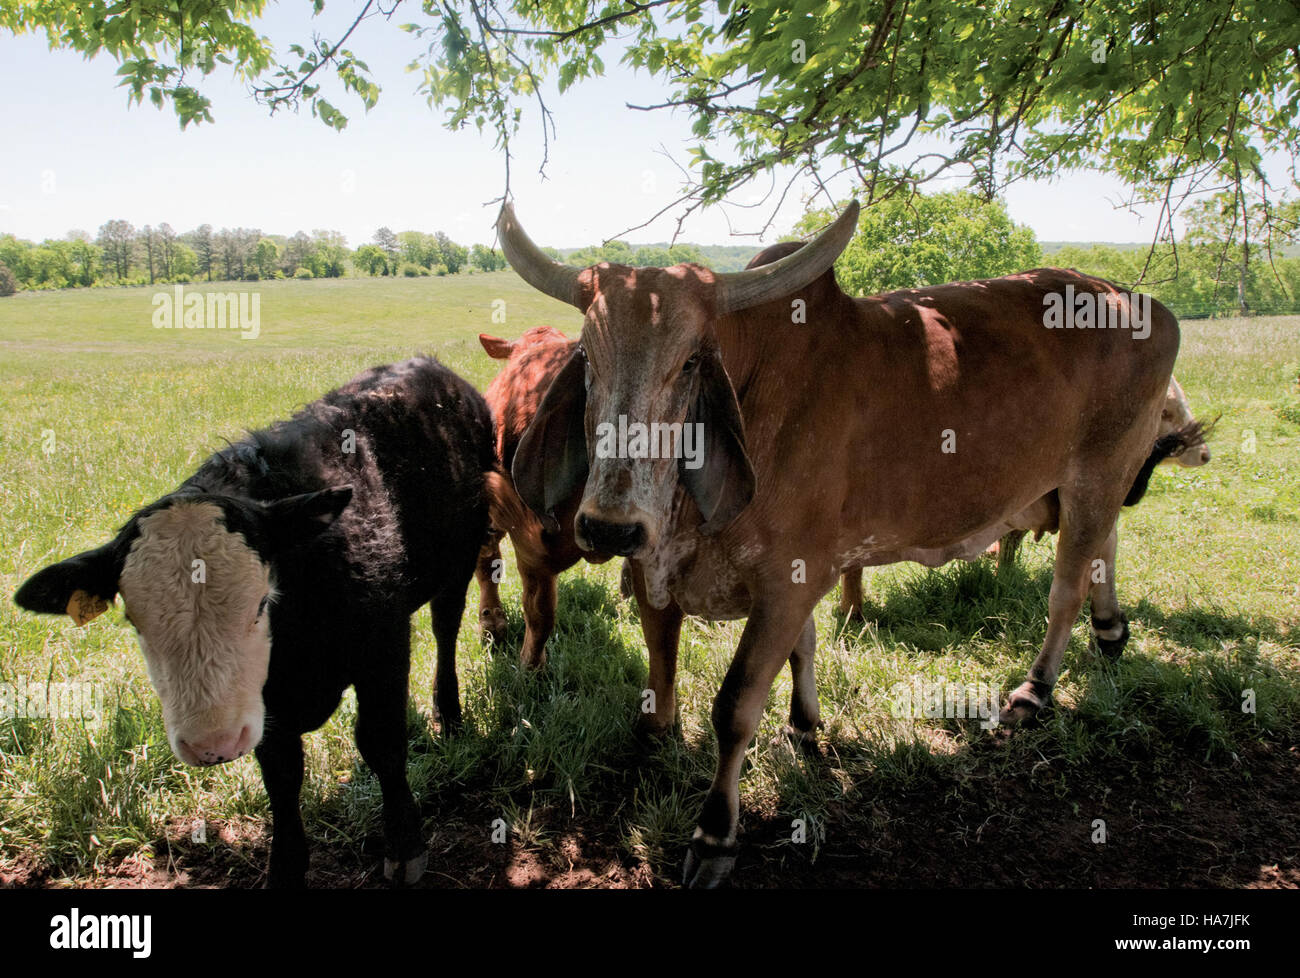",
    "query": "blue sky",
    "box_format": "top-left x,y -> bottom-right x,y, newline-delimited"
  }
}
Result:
0,3 -> 1285,250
